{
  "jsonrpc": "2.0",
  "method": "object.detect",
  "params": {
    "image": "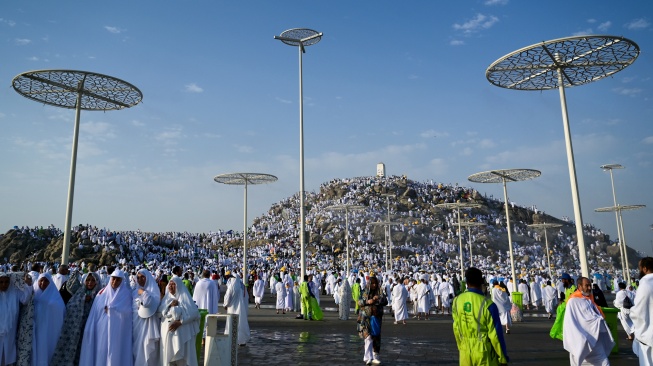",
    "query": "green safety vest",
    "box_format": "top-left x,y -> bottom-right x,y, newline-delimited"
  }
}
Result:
452,291 -> 508,366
